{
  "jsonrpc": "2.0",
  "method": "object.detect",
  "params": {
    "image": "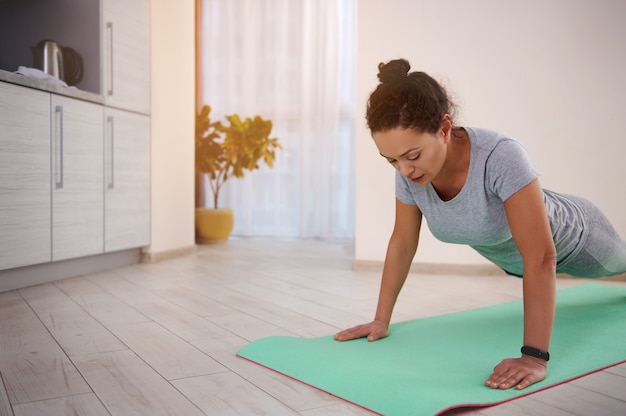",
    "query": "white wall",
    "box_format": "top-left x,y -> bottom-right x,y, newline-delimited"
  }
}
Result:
145,0 -> 196,257
356,0 -> 626,265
